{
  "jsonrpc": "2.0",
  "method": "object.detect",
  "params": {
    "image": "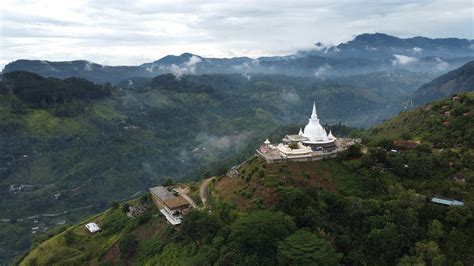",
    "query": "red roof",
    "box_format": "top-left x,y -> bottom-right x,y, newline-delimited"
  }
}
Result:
393,140 -> 419,149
